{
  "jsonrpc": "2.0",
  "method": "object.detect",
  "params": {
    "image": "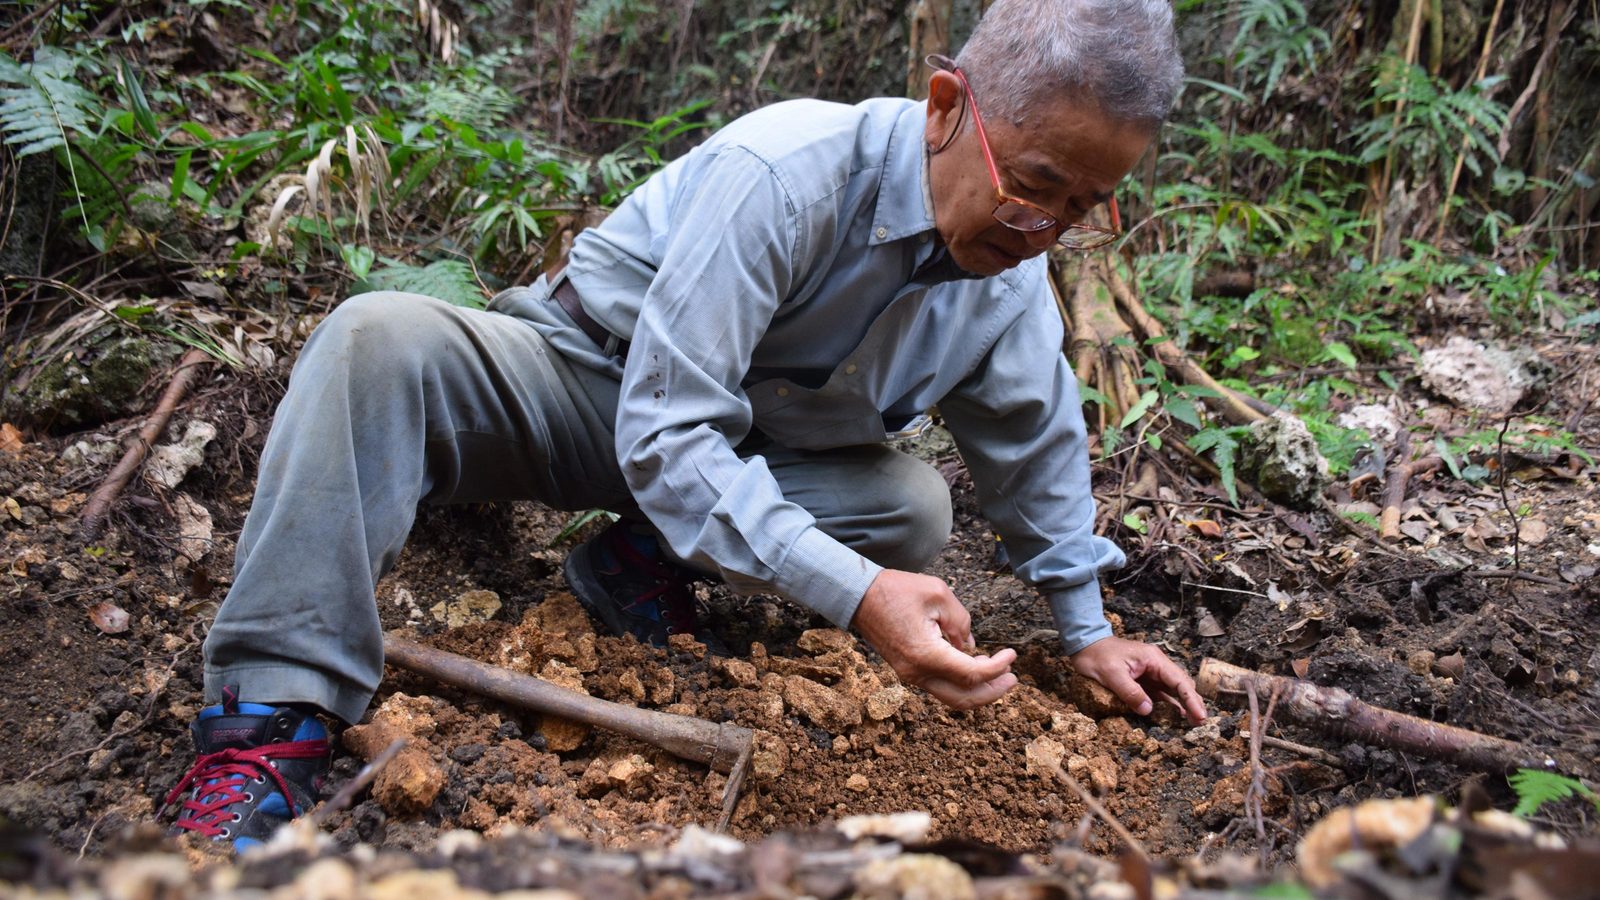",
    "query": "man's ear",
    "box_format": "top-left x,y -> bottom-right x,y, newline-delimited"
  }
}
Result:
924,70 -> 963,151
